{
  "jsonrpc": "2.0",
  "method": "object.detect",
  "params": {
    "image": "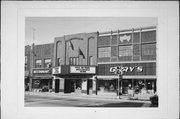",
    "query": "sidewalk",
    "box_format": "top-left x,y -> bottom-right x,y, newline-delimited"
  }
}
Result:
25,91 -> 150,102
